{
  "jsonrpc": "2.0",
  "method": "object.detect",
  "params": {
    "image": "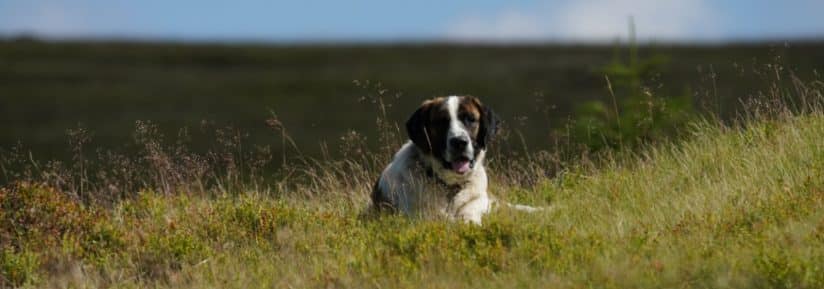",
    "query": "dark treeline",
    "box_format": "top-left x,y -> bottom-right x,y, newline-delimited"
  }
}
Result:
2,40 -> 824,161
